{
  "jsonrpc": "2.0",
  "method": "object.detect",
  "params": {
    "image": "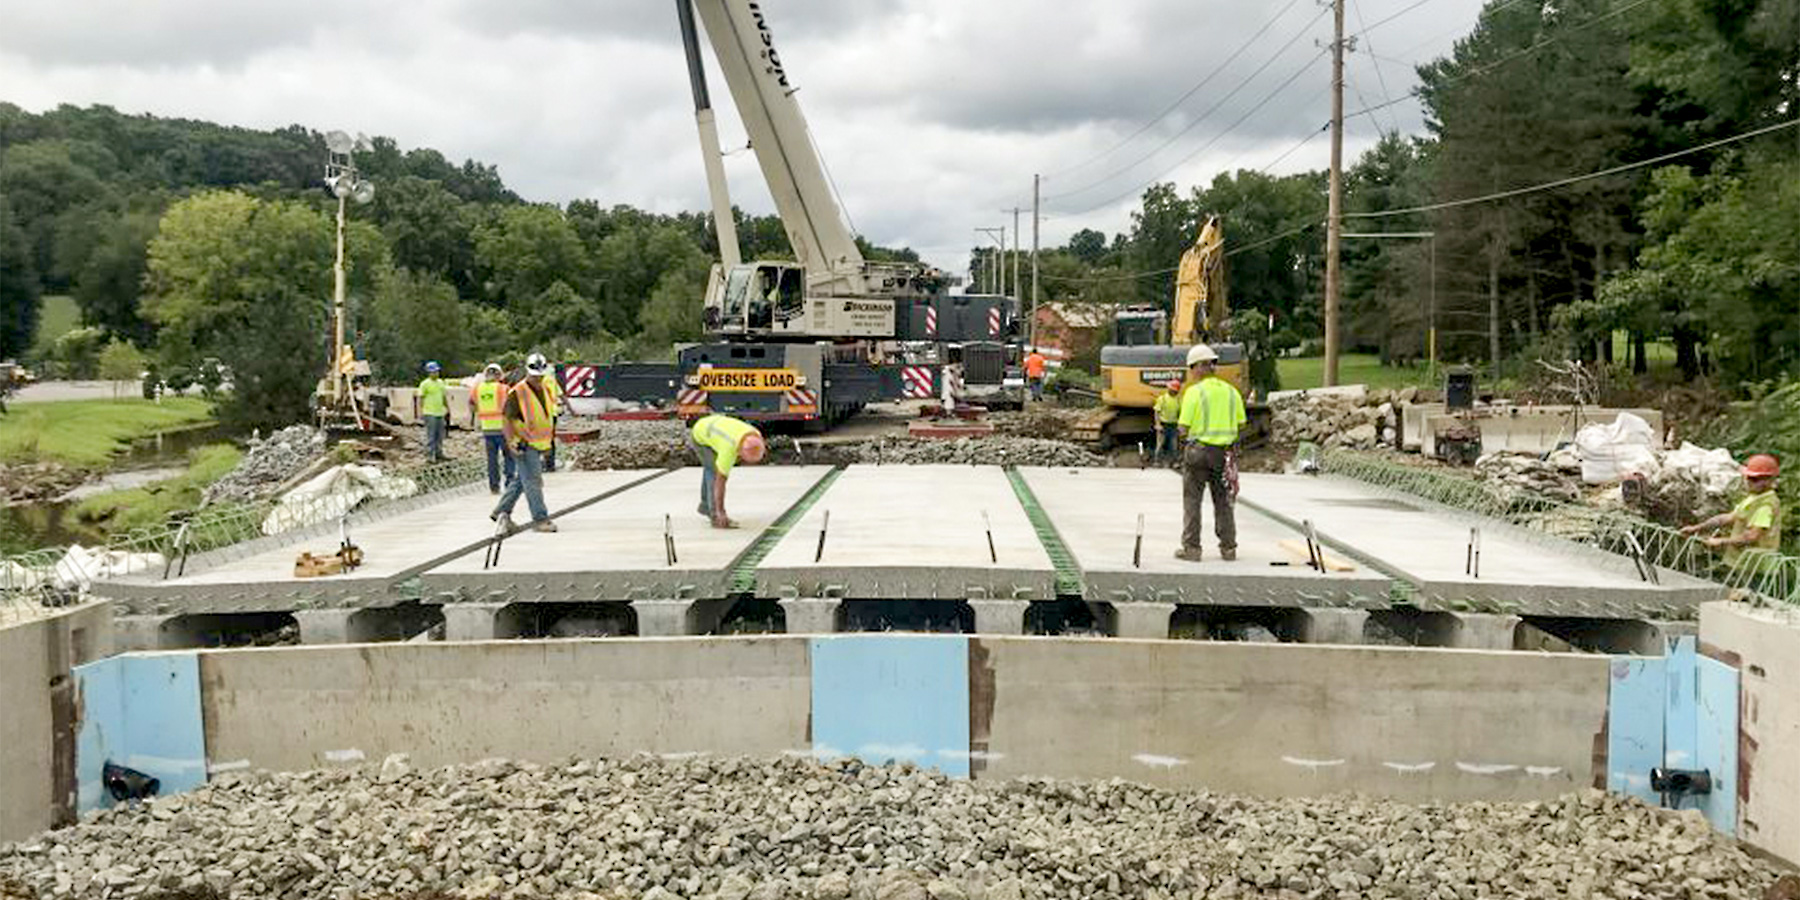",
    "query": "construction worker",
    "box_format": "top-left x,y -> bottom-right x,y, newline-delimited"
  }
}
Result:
414,361 -> 448,462
688,413 -> 767,529
1175,344 -> 1246,562
1153,380 -> 1183,465
1023,349 -> 1047,402
468,363 -> 513,494
1682,454 -> 1782,564
491,353 -> 558,533
543,363 -> 562,472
